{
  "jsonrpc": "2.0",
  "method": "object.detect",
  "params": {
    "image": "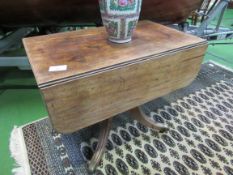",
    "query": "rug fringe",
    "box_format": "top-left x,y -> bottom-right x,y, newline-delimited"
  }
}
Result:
10,126 -> 31,175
